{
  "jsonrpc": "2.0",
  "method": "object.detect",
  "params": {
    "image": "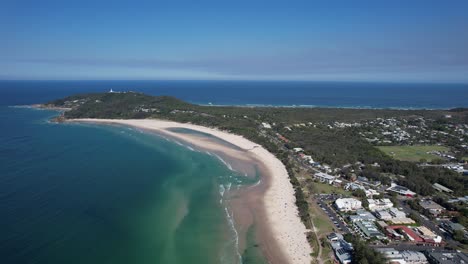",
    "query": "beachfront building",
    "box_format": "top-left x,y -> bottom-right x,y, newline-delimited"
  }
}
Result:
354,221 -> 384,239
368,198 -> 393,211
335,198 -> 362,212
329,233 -> 353,264
387,183 -> 416,197
419,199 -> 445,216
314,172 -> 336,184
